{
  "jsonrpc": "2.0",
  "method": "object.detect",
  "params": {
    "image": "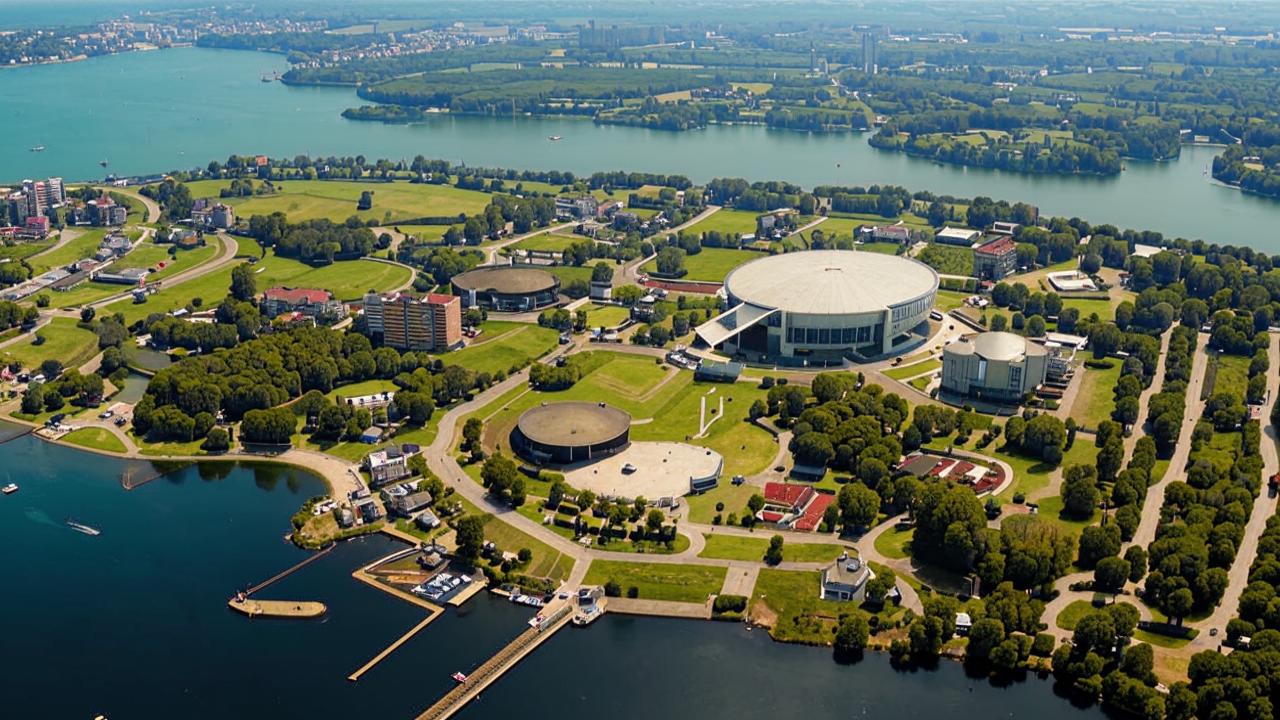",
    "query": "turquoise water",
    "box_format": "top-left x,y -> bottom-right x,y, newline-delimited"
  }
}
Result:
2,47 -> 1278,247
